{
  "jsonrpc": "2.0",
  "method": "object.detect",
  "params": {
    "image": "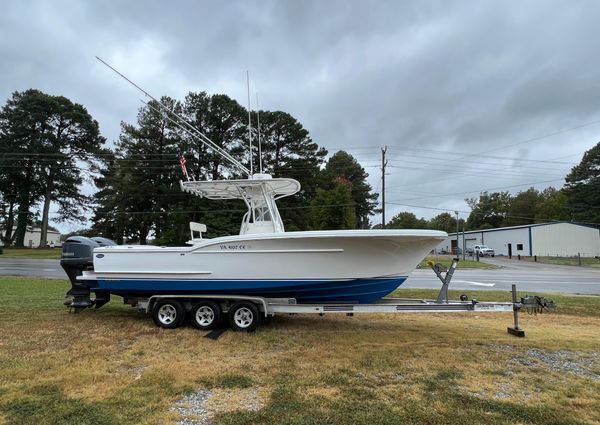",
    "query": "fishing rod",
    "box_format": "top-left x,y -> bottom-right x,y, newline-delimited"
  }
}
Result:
95,56 -> 250,176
